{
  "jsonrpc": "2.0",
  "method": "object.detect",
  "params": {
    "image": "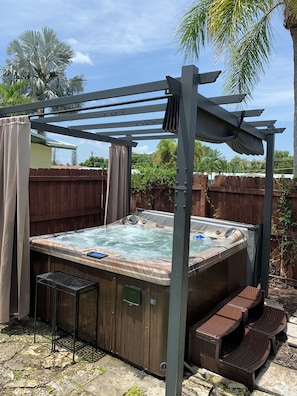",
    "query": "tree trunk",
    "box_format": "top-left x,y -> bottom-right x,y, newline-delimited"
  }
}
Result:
285,5 -> 297,175
291,26 -> 297,175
